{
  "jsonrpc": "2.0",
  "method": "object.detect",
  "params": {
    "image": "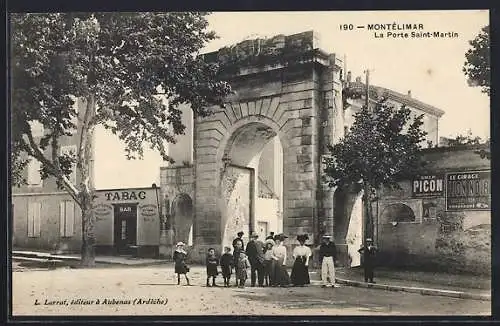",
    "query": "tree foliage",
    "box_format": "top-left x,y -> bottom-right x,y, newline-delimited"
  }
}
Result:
463,25 -> 490,96
323,101 -> 427,239
443,130 -> 490,160
11,12 -> 231,265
